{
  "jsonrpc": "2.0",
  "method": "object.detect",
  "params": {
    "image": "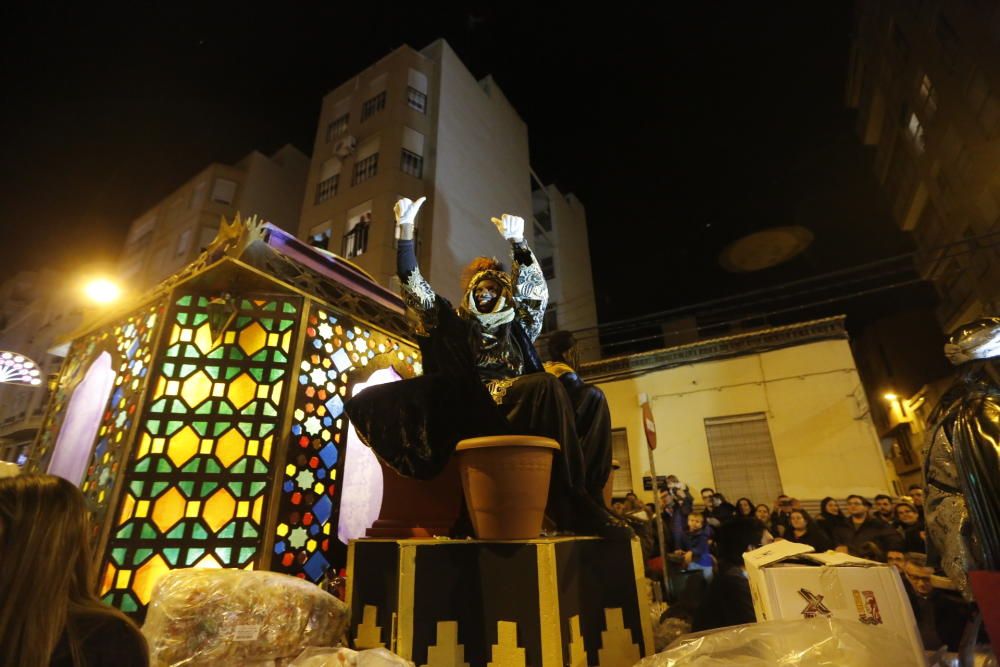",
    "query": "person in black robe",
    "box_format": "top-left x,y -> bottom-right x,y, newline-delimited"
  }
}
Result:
345,197 -> 628,538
